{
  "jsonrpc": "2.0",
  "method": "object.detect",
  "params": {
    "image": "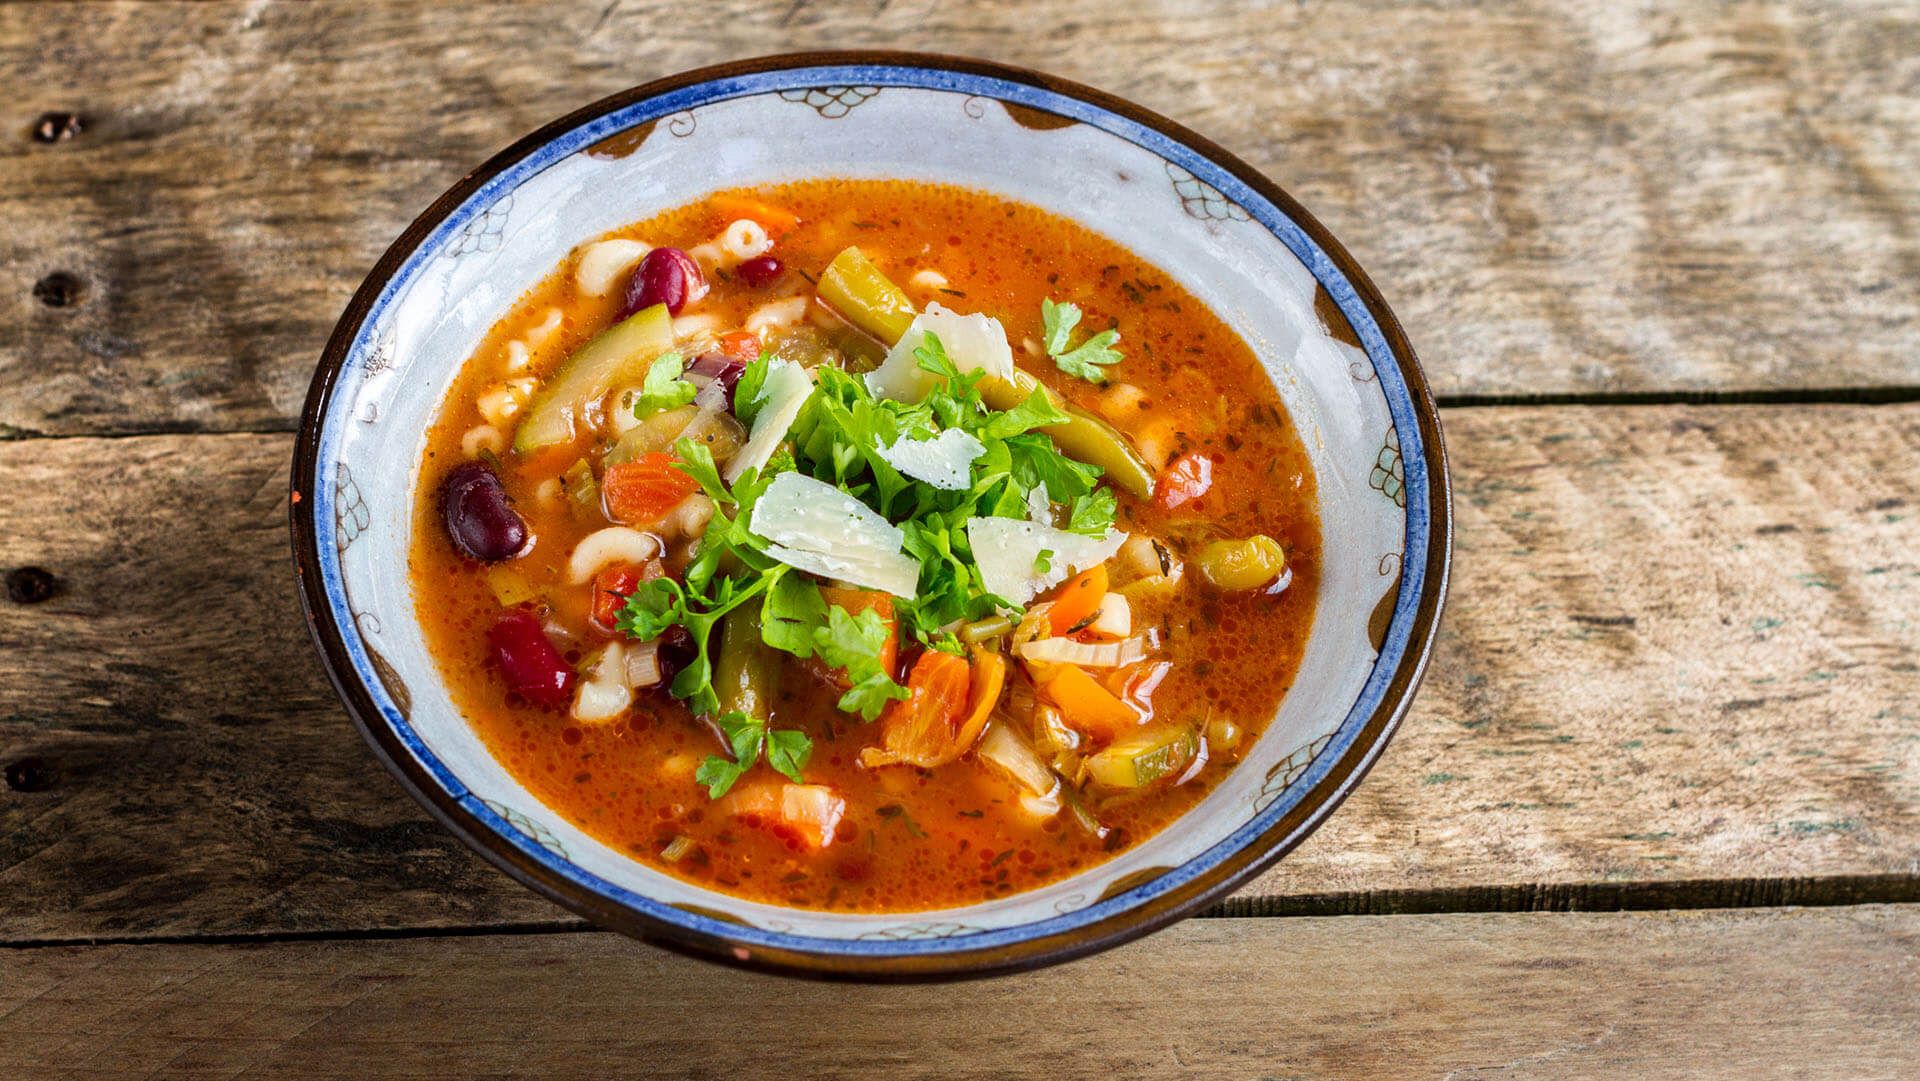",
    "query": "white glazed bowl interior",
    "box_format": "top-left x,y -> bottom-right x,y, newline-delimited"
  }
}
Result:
306,61 -> 1438,963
